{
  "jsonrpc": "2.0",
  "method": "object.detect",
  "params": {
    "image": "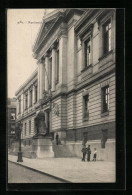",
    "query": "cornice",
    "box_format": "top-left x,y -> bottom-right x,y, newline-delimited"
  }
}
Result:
78,23 -> 94,39
33,12 -> 64,56
33,10 -> 60,52
15,69 -> 38,96
75,9 -> 103,33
